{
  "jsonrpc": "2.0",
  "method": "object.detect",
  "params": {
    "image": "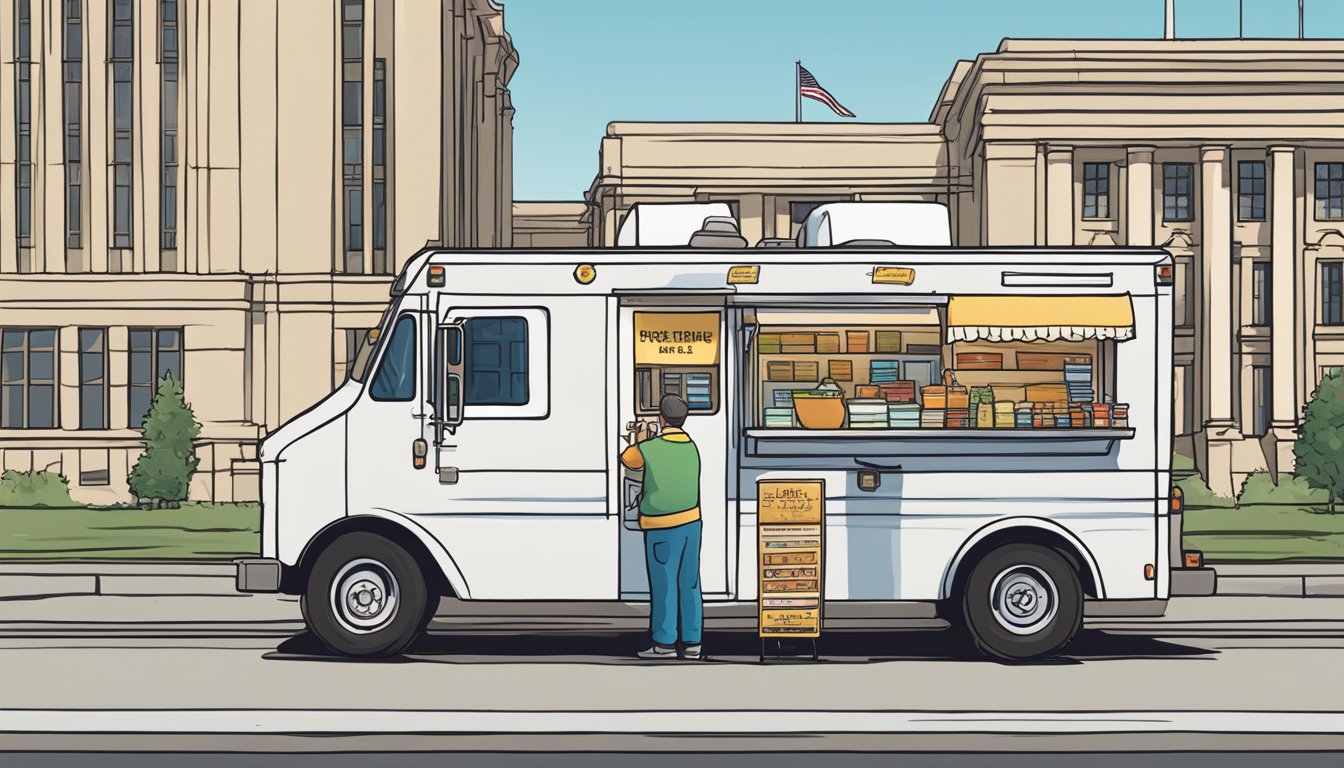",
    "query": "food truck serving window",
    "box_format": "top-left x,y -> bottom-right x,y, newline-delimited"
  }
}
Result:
634,311 -> 721,415
750,299 -> 1133,432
